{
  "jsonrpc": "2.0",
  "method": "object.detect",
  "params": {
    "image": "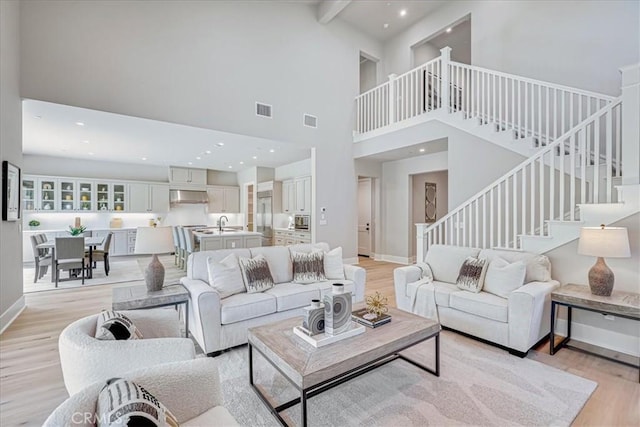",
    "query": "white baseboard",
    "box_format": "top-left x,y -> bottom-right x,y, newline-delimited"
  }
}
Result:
0,295 -> 26,335
555,318 -> 640,357
379,254 -> 411,265
343,257 -> 359,265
